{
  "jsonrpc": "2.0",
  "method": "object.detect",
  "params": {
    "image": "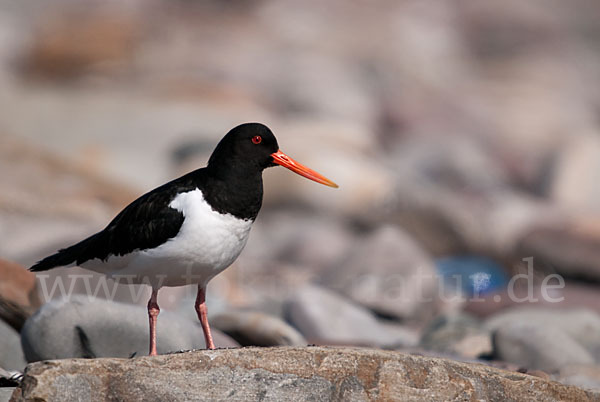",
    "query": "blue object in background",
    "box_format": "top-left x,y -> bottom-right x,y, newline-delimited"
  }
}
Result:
435,256 -> 509,296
